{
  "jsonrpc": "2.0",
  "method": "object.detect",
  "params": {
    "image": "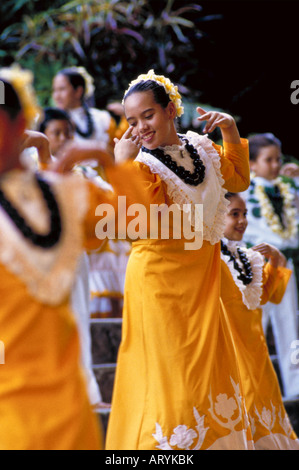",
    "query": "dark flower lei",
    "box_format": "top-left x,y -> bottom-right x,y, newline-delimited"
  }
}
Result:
142,134 -> 205,186
0,175 -> 62,249
73,102 -> 94,138
221,240 -> 253,285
